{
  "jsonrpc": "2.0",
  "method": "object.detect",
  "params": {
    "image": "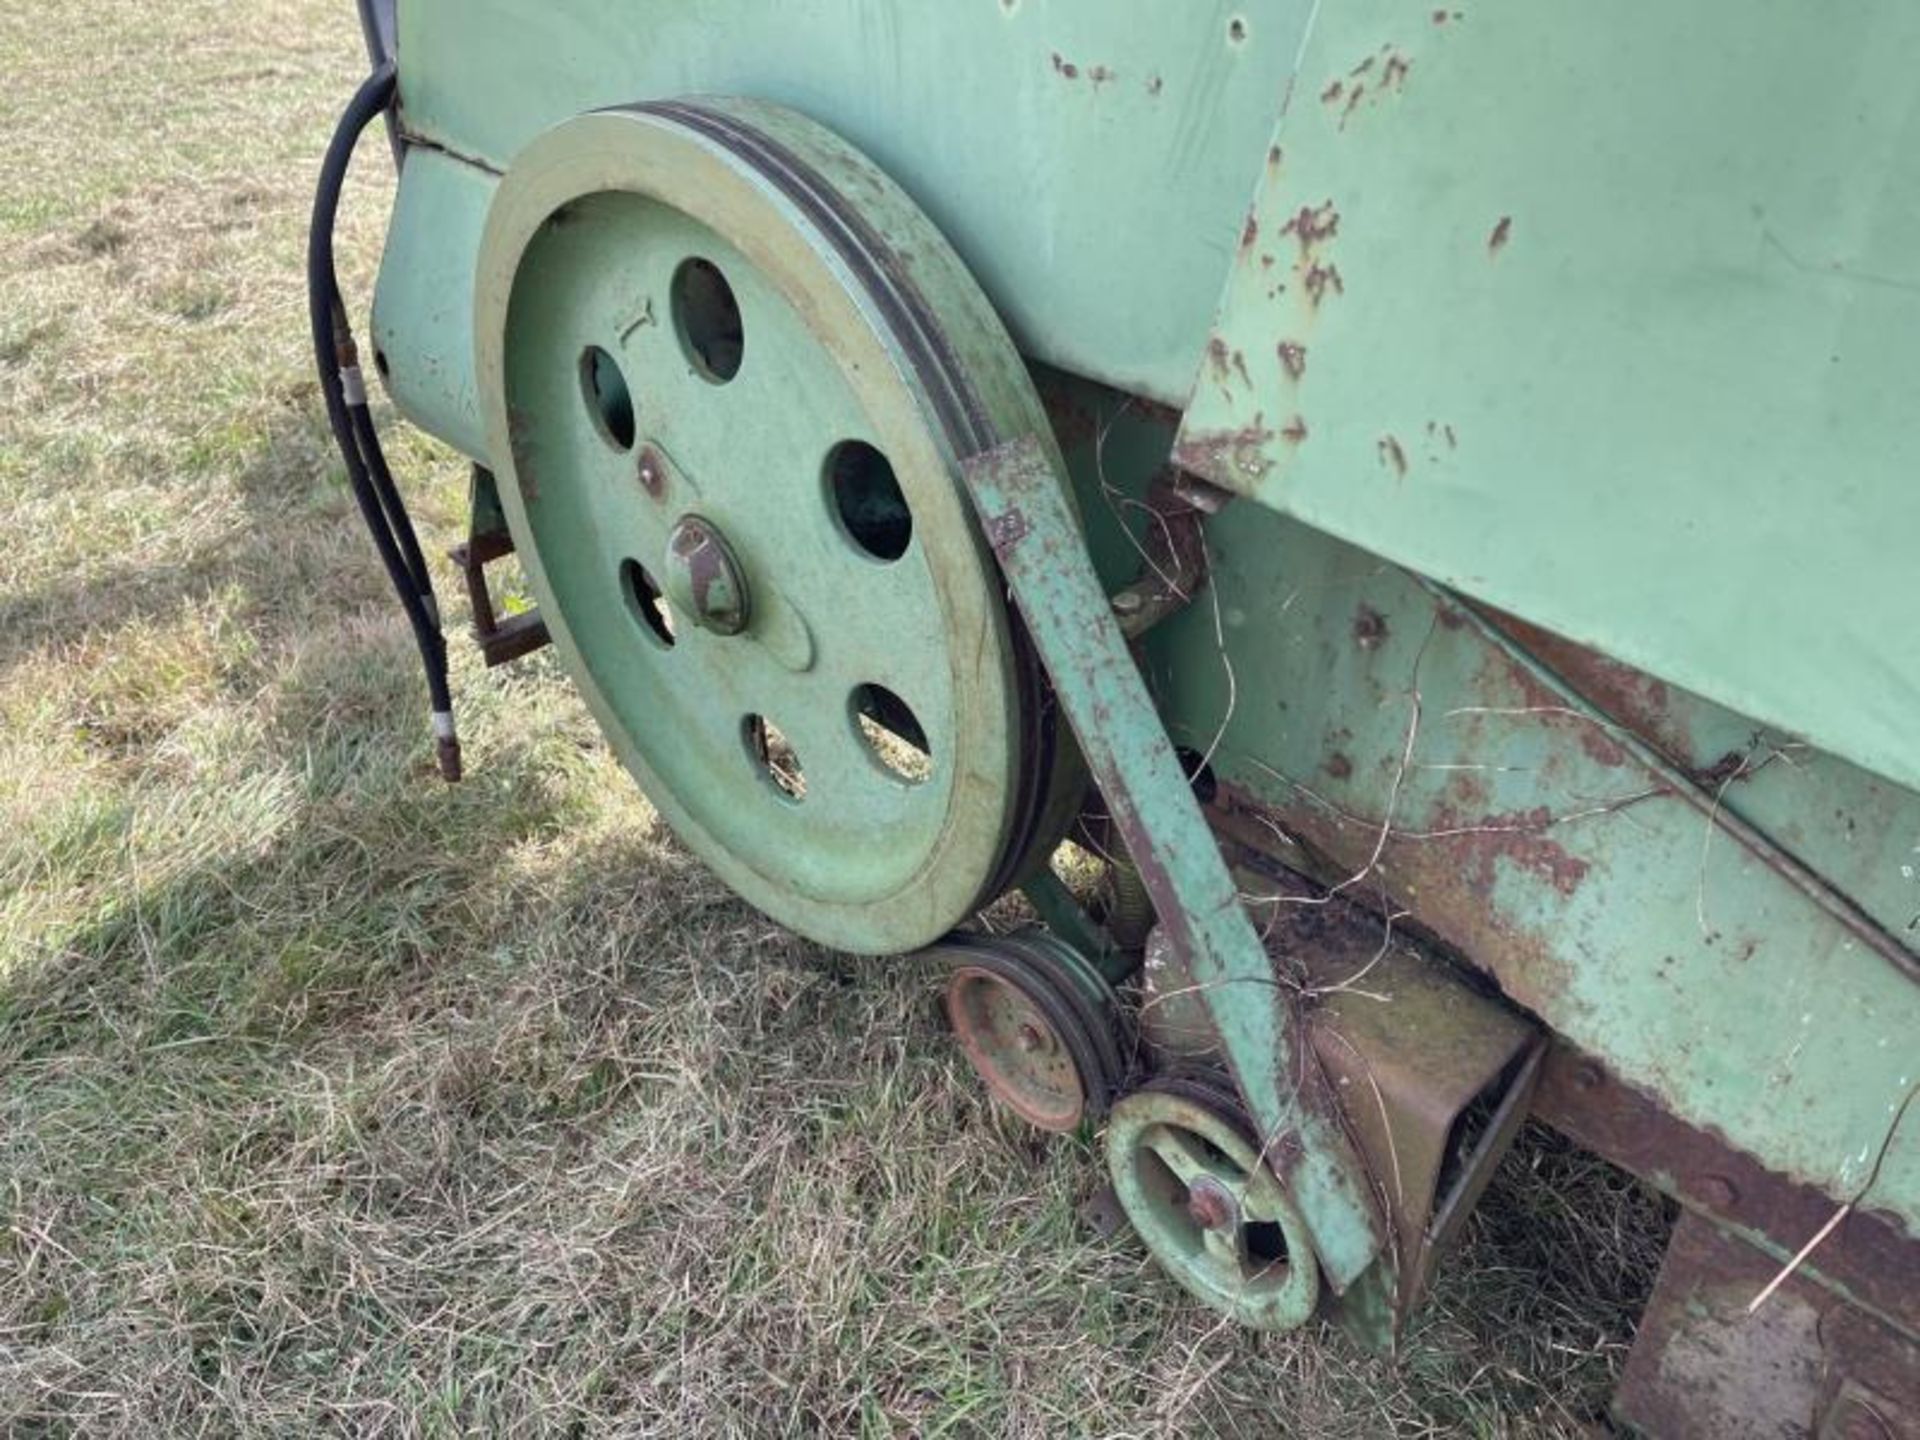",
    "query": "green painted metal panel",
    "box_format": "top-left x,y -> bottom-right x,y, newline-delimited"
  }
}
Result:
370,146 -> 492,460
1151,501 -> 1920,1240
1174,1 -> 1920,796
1043,367 -> 1920,1245
392,0 -> 1309,409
